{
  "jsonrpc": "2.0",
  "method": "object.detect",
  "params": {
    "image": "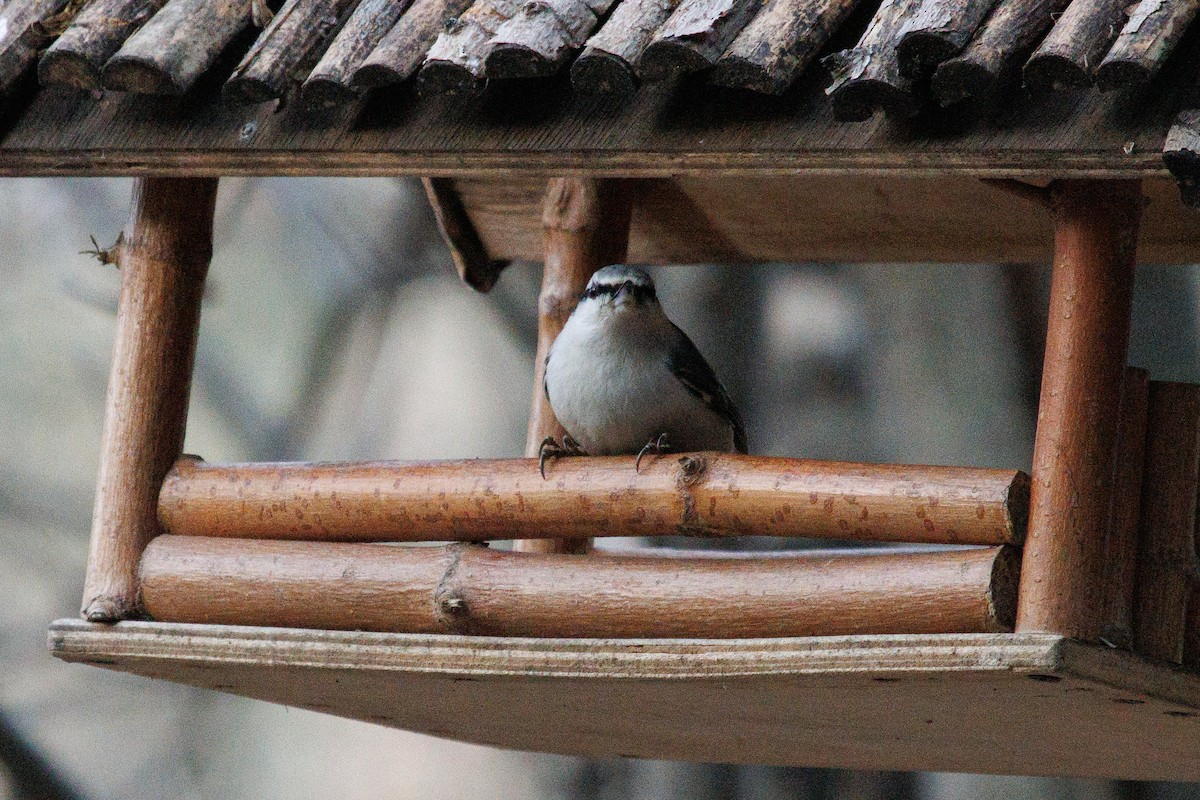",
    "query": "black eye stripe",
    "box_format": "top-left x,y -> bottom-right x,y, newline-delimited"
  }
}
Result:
581,282 -> 658,303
